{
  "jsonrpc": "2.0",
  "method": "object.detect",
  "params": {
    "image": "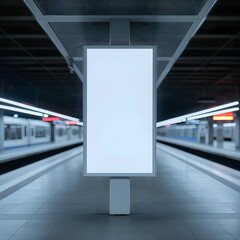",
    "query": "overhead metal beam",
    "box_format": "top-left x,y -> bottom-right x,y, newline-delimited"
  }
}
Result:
72,56 -> 172,62
23,0 -> 79,79
169,67 -> 235,71
2,62 -> 66,66
194,34 -> 240,39
2,67 -> 68,71
157,57 -> 171,61
6,13 -> 239,23
170,68 -> 236,72
178,57 -> 240,61
0,47 -> 56,51
0,16 -> 34,21
0,56 -> 63,60
157,0 -> 218,87
1,14 -> 238,22
0,34 -> 48,39
159,86 -> 238,89
207,16 -> 240,21
36,15 -> 197,23
167,74 -> 227,77
23,0 -> 217,87
175,62 -> 240,67
213,69 -> 240,85
72,57 -> 83,61
72,62 -> 83,81
187,47 -> 240,50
